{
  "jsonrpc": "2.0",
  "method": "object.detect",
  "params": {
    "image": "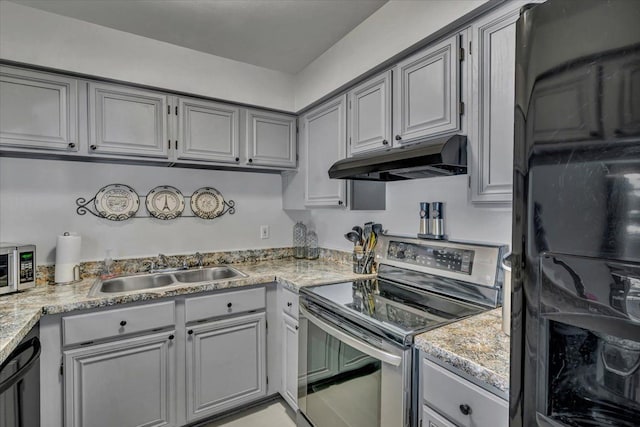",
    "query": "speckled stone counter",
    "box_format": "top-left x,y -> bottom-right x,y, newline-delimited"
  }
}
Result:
414,308 -> 510,396
0,258 -> 373,364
